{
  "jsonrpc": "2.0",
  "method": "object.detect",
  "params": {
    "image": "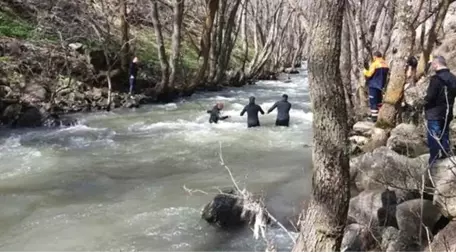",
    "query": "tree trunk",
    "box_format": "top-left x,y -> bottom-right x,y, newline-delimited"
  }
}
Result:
215,0 -> 243,83
341,12 -> 355,128
379,0 -> 395,55
377,0 -> 415,127
119,0 -> 130,71
151,0 -> 170,93
208,0 -> 224,82
416,0 -> 451,79
190,0 -> 220,89
351,2 -> 368,109
168,0 -> 185,89
292,0 -> 350,251
241,0 -> 249,73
